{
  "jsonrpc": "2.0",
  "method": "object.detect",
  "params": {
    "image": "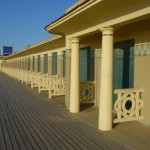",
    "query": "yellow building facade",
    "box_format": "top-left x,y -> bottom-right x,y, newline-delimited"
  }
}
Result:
1,0 -> 150,131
